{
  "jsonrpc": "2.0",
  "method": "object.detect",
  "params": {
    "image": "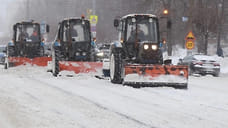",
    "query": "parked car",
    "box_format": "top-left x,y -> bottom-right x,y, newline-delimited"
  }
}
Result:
178,54 -> 220,76
99,43 -> 111,77
44,43 -> 52,57
98,43 -> 111,59
0,45 -> 6,64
